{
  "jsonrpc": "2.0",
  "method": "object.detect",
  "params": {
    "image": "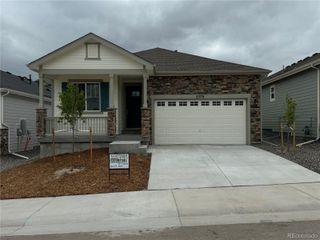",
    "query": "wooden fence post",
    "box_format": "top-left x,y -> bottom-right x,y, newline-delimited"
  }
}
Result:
293,122 -> 296,151
52,128 -> 55,162
90,127 -> 93,164
280,123 -> 284,153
